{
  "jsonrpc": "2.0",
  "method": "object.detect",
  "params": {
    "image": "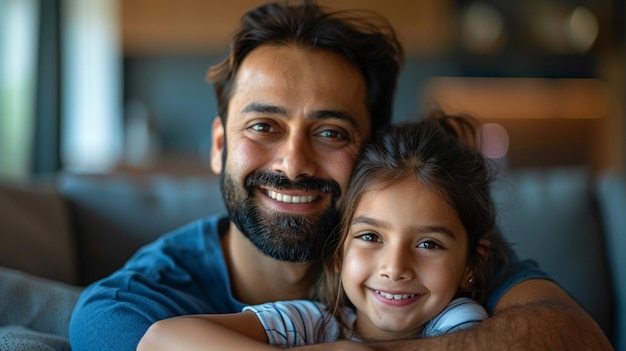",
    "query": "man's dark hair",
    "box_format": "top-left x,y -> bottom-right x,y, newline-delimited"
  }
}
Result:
207,0 -> 404,136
